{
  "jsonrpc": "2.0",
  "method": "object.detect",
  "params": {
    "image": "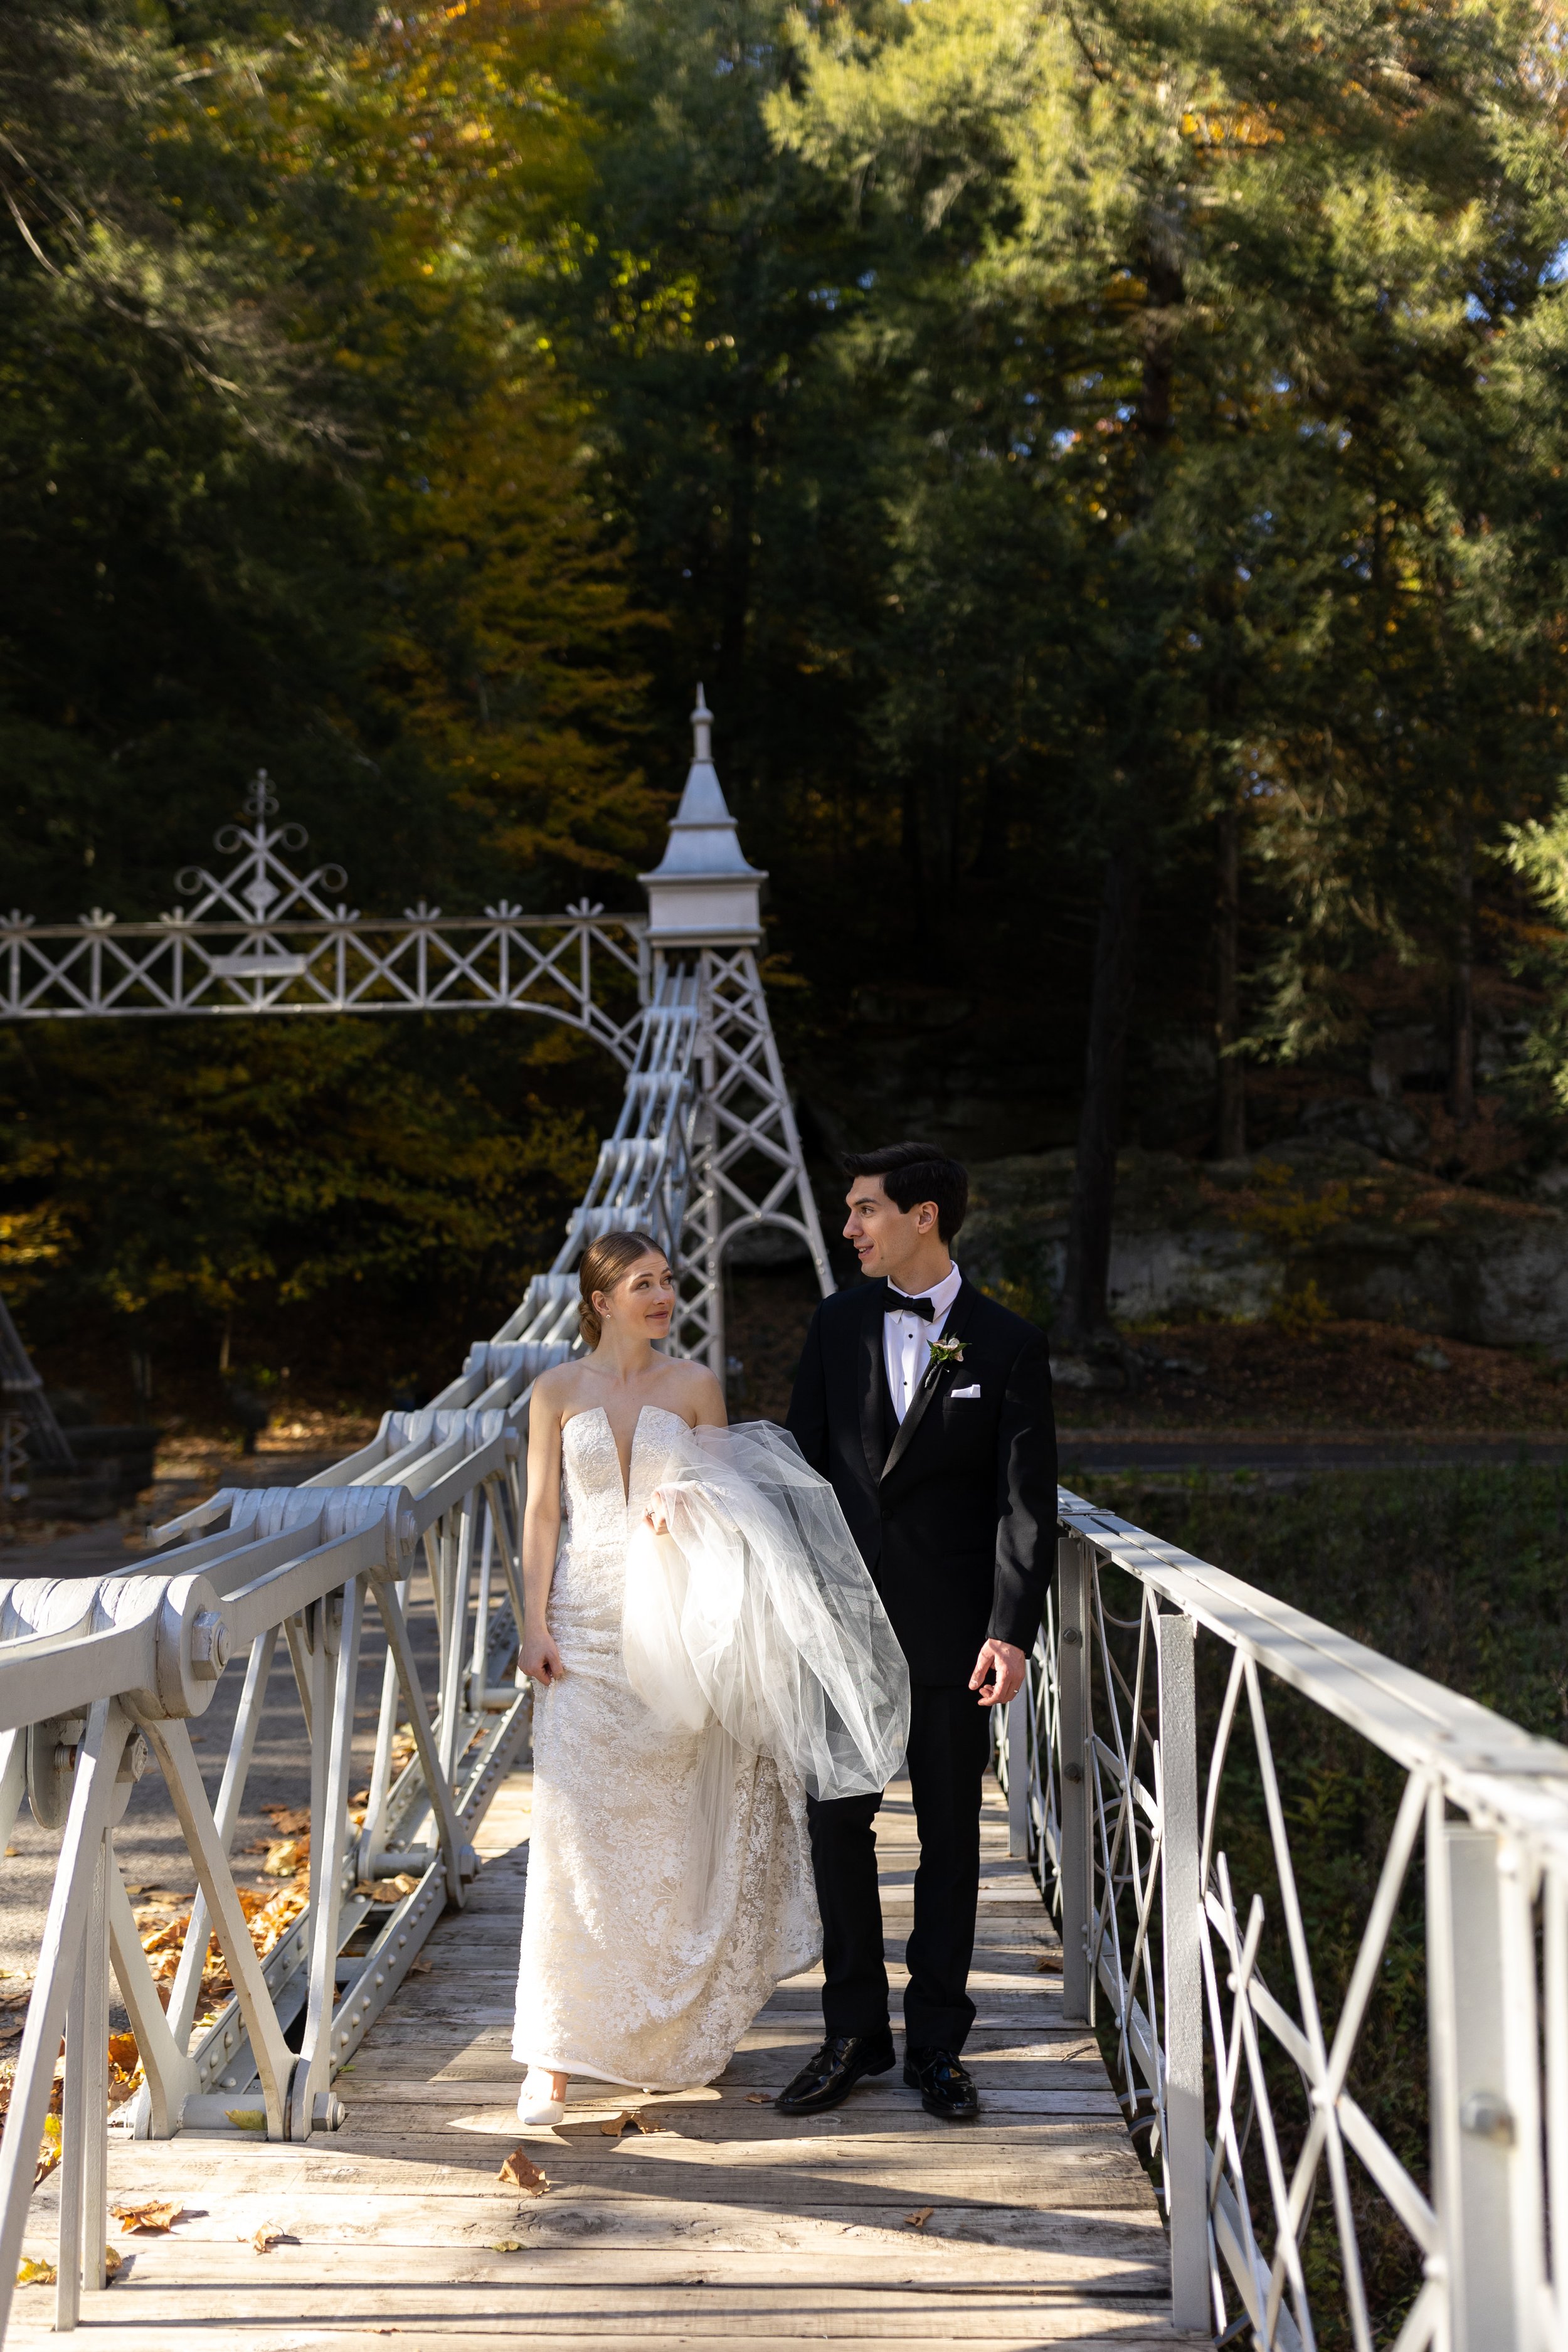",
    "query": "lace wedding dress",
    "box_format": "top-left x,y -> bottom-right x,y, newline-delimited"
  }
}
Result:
512,1405 -> 825,2092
